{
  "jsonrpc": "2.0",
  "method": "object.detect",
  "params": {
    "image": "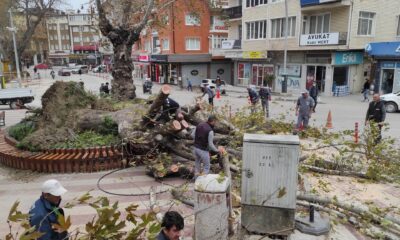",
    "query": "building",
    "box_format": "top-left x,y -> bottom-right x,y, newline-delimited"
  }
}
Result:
46,11 -> 102,66
132,0 -> 231,87
223,0 -> 400,96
